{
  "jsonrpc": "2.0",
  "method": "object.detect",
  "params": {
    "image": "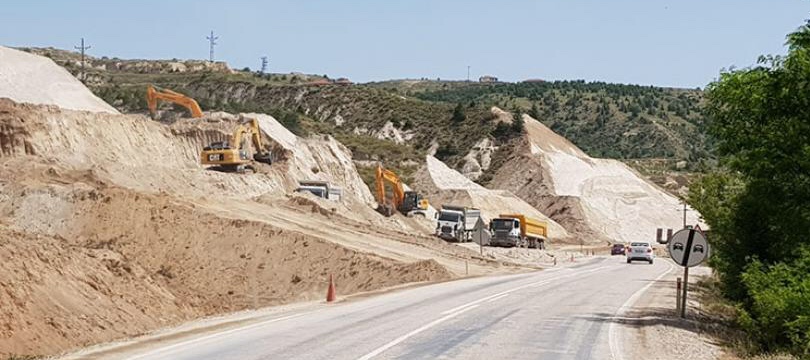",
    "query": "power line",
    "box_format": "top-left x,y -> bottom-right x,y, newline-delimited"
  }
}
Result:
206,30 -> 218,62
260,56 -> 268,74
74,37 -> 91,80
